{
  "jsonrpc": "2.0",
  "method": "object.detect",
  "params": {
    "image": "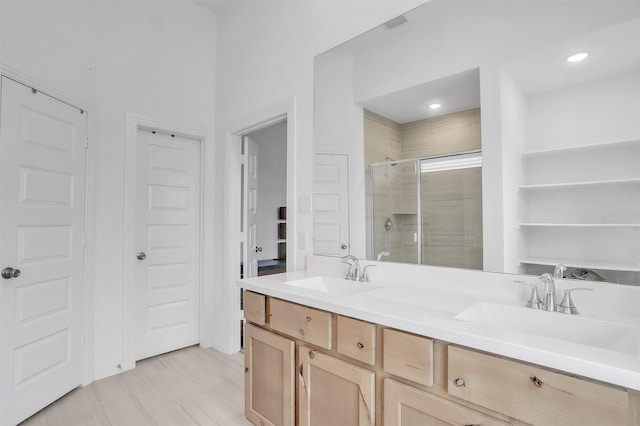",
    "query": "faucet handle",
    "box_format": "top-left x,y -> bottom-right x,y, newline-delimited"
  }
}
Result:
341,260 -> 355,280
557,287 -> 593,315
516,280 -> 543,309
359,265 -> 376,282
